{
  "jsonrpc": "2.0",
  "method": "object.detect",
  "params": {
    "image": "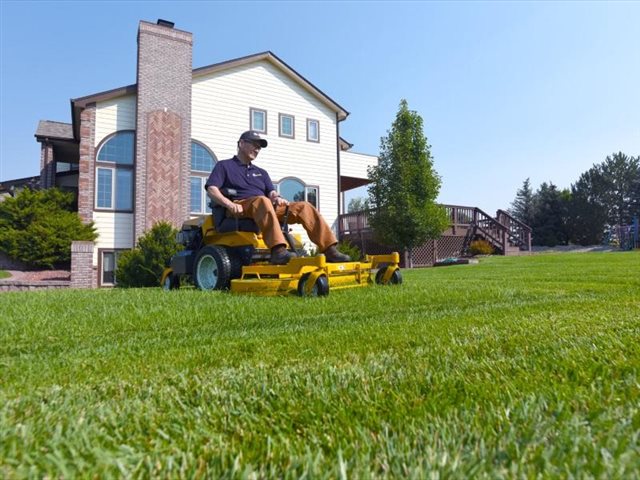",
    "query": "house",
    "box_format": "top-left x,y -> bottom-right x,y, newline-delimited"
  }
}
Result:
33,19 -> 377,288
